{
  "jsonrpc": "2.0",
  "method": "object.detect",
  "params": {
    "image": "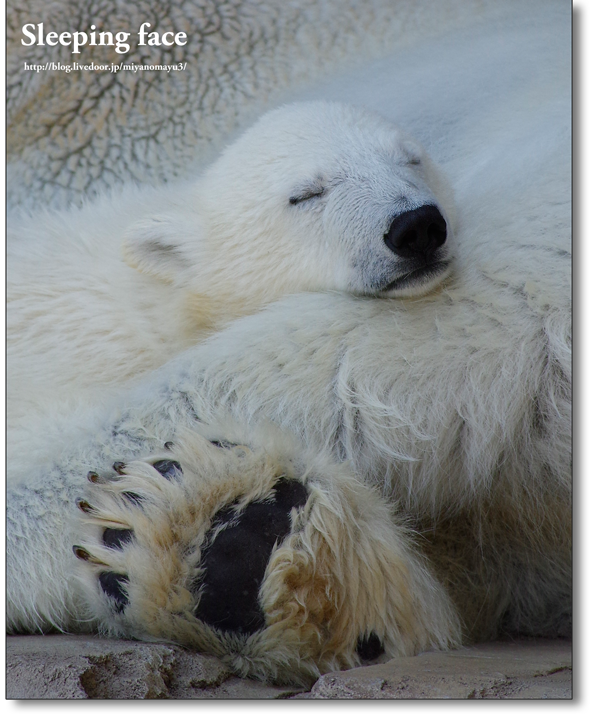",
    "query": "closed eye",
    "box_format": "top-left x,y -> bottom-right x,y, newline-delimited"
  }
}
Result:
289,188 -> 325,205
289,178 -> 327,205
